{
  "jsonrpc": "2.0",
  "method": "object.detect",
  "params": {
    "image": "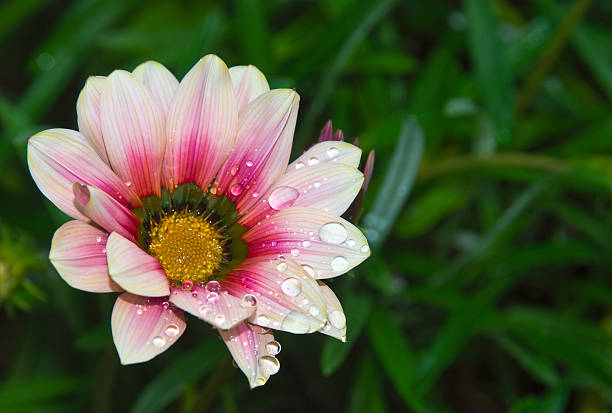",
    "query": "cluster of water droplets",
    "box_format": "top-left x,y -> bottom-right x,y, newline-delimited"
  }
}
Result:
134,299 -> 182,349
